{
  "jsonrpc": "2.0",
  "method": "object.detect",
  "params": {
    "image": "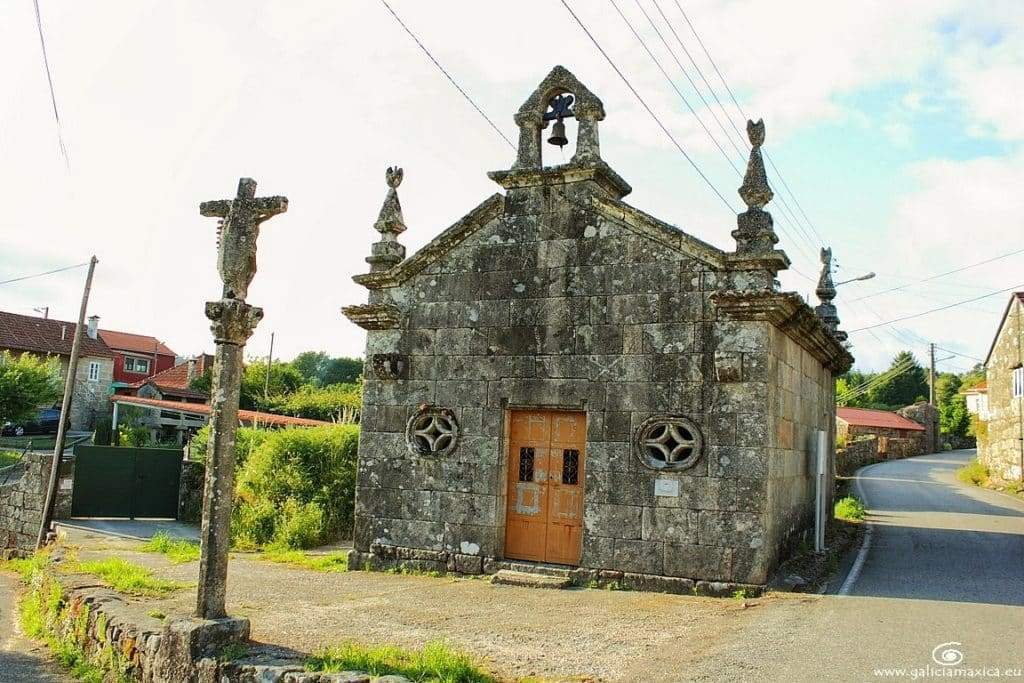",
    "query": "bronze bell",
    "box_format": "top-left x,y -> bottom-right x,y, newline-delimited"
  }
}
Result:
547,119 -> 568,148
